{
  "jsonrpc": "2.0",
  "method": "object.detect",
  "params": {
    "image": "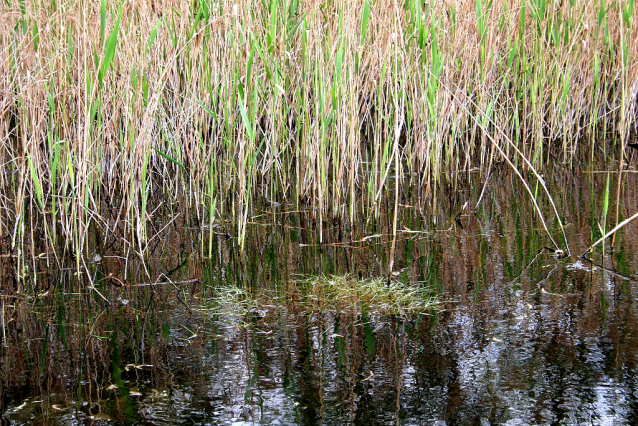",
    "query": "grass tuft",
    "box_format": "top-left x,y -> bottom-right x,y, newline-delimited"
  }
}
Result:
208,275 -> 438,317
